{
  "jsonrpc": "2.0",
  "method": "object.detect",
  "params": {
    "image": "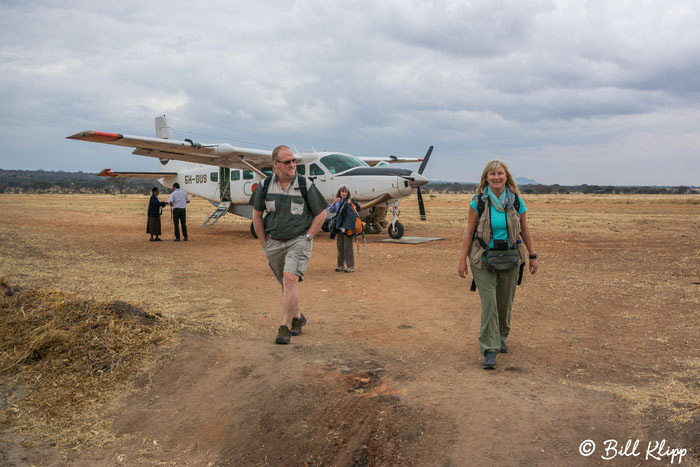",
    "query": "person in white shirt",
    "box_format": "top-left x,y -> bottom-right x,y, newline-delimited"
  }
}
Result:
168,183 -> 190,241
